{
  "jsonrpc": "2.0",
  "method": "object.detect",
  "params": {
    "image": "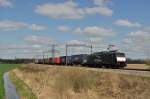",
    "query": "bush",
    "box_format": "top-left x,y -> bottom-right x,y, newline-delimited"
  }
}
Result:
146,61 -> 150,66
146,61 -> 150,70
